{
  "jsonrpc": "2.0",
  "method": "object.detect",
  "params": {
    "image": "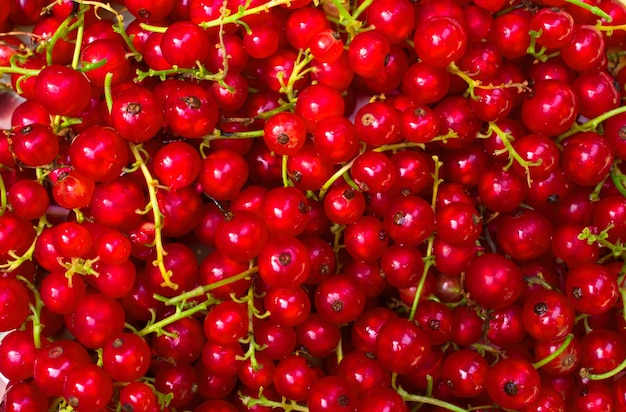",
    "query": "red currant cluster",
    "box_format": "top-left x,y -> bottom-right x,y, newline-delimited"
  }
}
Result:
2,0 -> 626,410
